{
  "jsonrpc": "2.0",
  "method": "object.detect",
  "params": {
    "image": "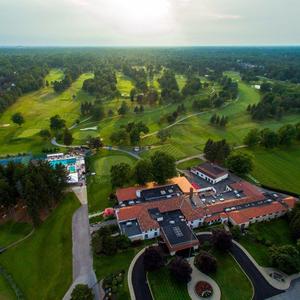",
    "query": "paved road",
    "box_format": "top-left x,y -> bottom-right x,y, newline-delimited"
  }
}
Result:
131,253 -> 153,300
198,234 -> 283,300
63,204 -> 100,300
90,219 -> 118,234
